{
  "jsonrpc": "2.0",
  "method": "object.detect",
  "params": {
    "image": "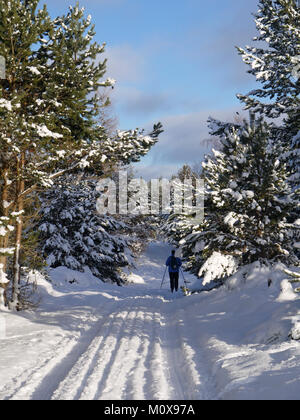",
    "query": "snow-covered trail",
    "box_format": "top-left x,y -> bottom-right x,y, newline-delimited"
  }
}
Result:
2,242 -> 300,400
0,242 -> 214,401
